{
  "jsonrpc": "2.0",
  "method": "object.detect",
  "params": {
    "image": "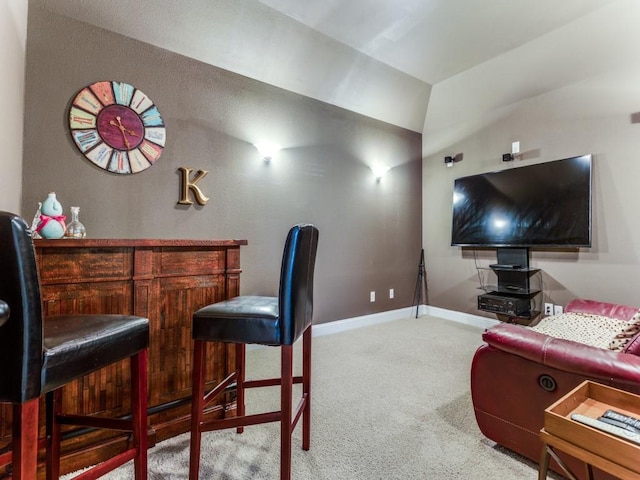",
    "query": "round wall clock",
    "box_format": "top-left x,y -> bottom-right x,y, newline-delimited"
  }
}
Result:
68,81 -> 166,174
